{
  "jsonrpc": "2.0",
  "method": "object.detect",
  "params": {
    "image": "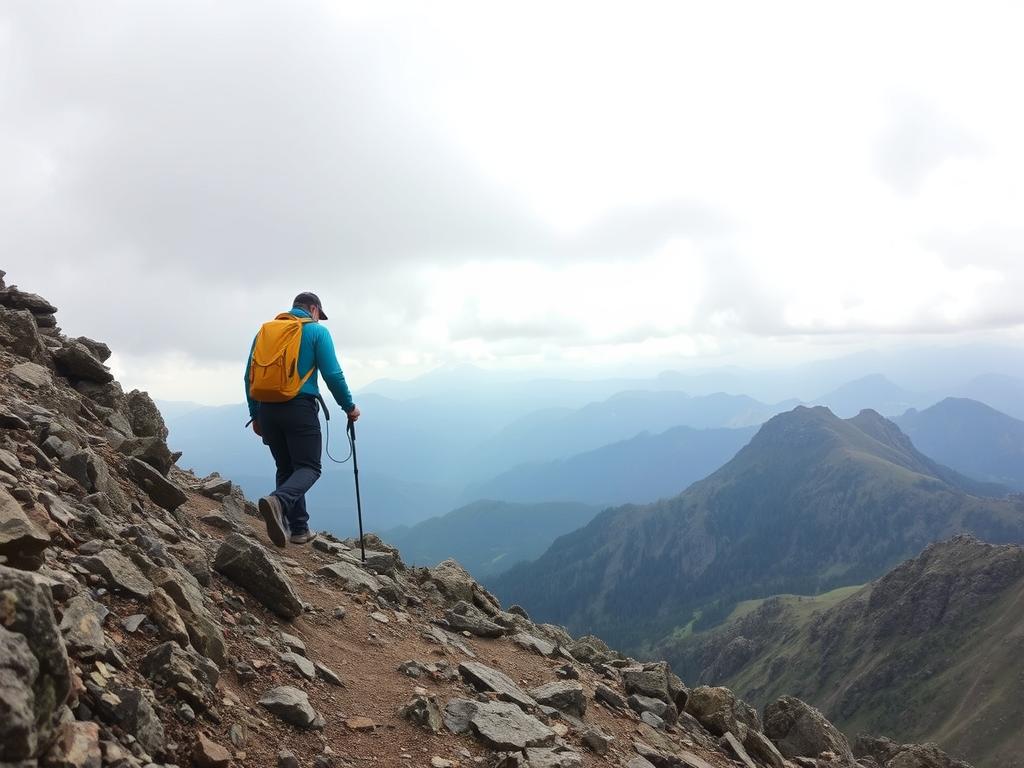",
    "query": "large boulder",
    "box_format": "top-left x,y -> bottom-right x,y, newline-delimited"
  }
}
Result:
0,307 -> 48,361
685,686 -> 762,739
0,565 -> 71,762
214,534 -> 303,620
0,485 -> 50,569
125,390 -> 169,440
53,342 -> 113,384
529,681 -> 587,717
117,437 -> 174,476
126,458 -> 186,510
854,735 -> 971,768
763,696 -> 854,762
